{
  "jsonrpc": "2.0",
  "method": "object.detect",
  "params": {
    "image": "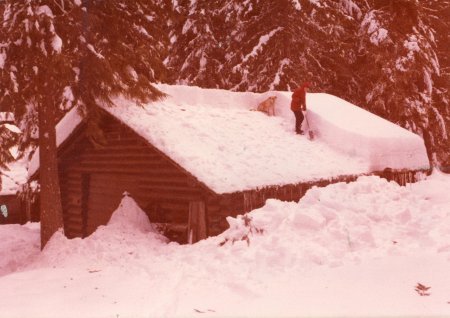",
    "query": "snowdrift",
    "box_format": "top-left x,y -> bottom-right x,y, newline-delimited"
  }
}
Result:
221,174 -> 450,266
